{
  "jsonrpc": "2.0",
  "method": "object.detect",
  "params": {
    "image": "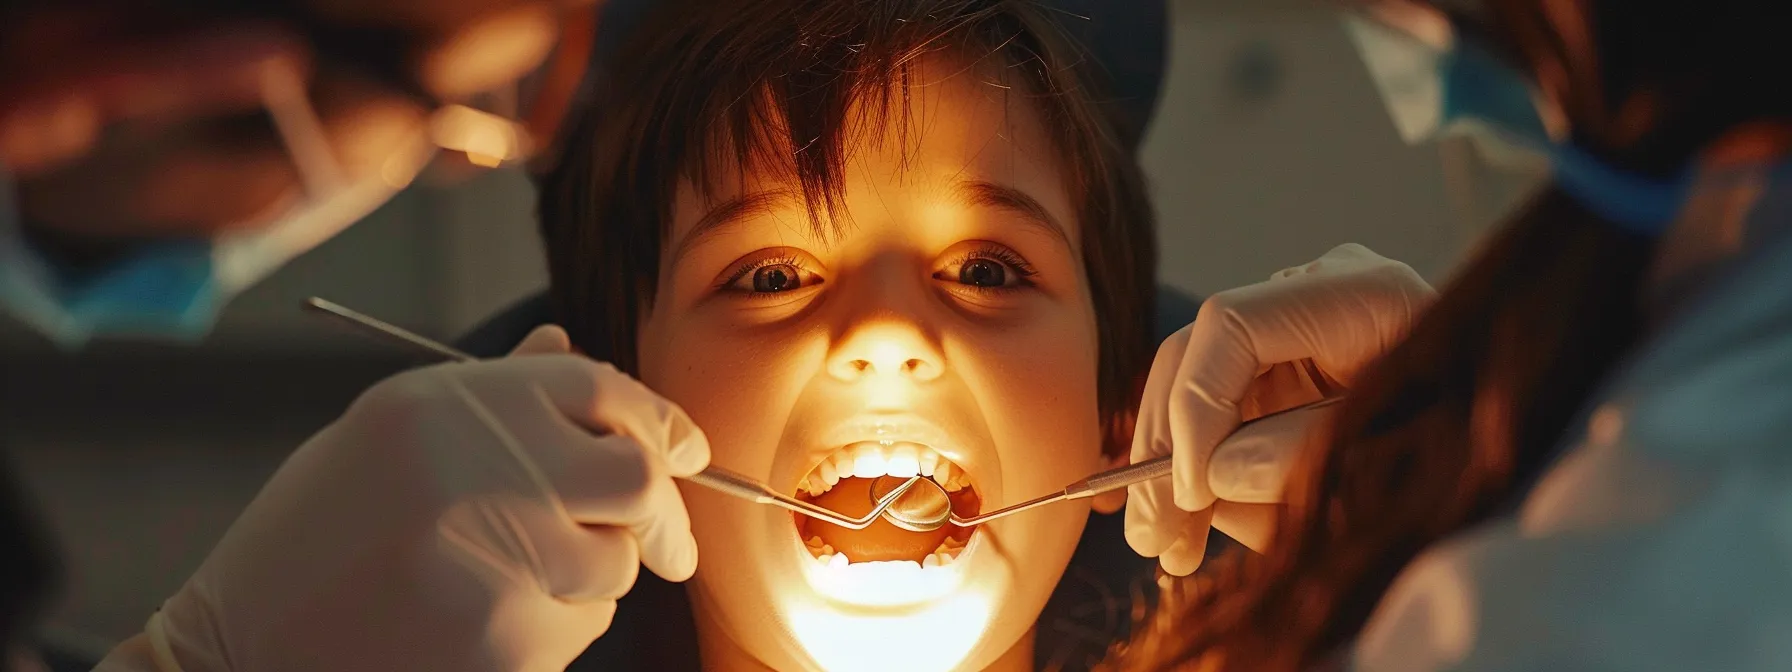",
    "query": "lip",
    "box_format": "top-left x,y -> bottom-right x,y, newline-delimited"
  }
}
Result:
789,513 -> 985,608
798,414 -> 996,500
